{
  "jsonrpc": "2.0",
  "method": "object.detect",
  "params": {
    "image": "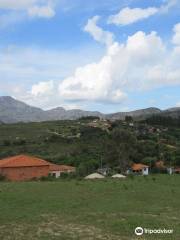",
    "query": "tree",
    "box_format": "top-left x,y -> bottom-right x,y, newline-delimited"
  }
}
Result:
125,116 -> 133,123
142,157 -> 156,168
105,129 -> 137,172
3,140 -> 11,146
